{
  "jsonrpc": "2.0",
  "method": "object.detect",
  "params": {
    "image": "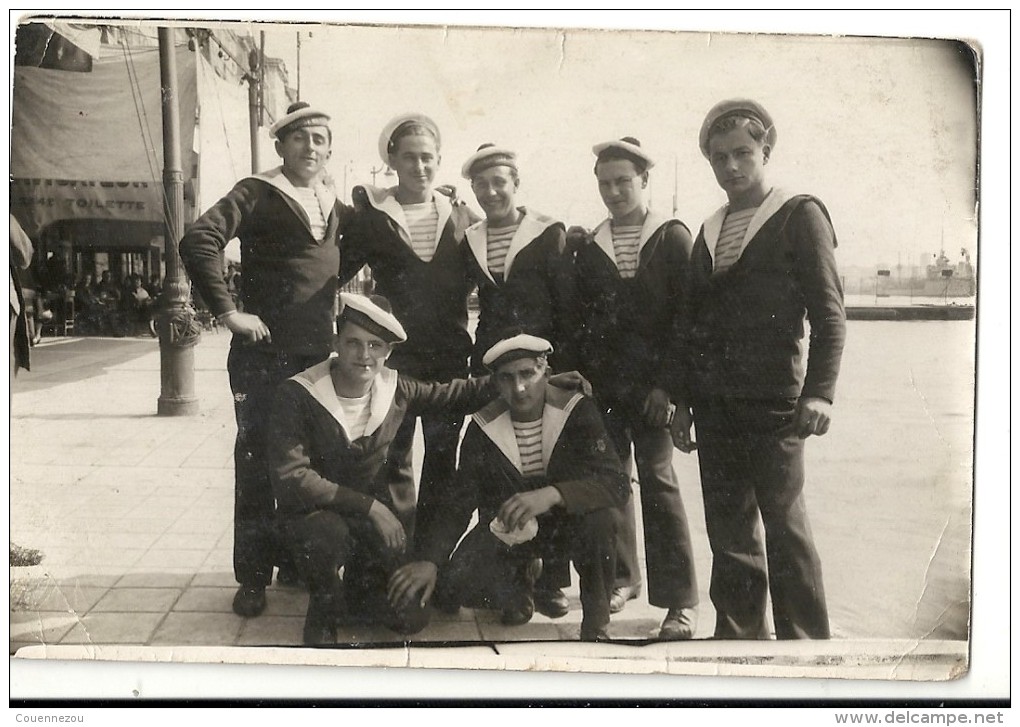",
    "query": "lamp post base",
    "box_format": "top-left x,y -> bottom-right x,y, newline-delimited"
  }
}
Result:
155,303 -> 201,417
157,394 -> 200,417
